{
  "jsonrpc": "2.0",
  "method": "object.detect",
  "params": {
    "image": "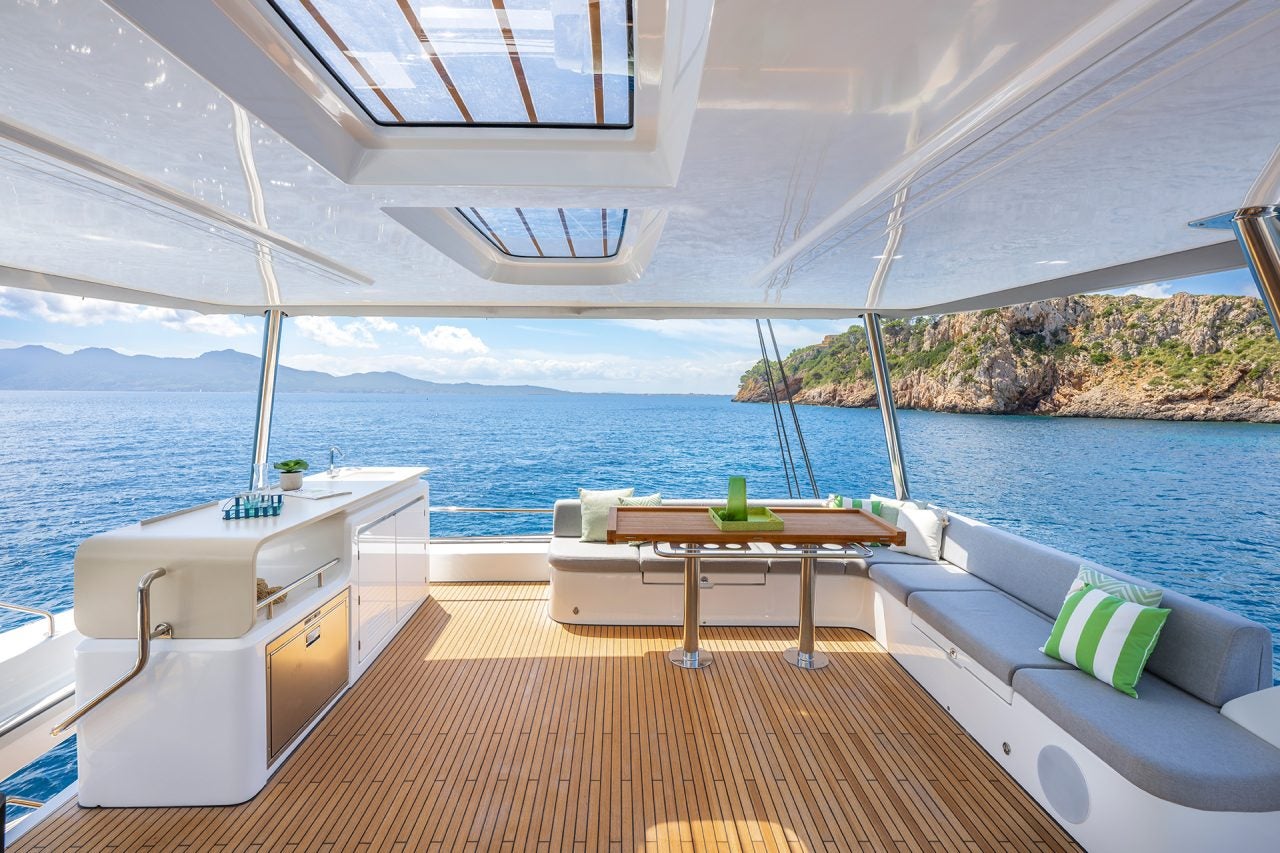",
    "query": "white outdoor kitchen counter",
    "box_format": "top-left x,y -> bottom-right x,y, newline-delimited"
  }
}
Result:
74,467 -> 429,639
69,466 -> 431,807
